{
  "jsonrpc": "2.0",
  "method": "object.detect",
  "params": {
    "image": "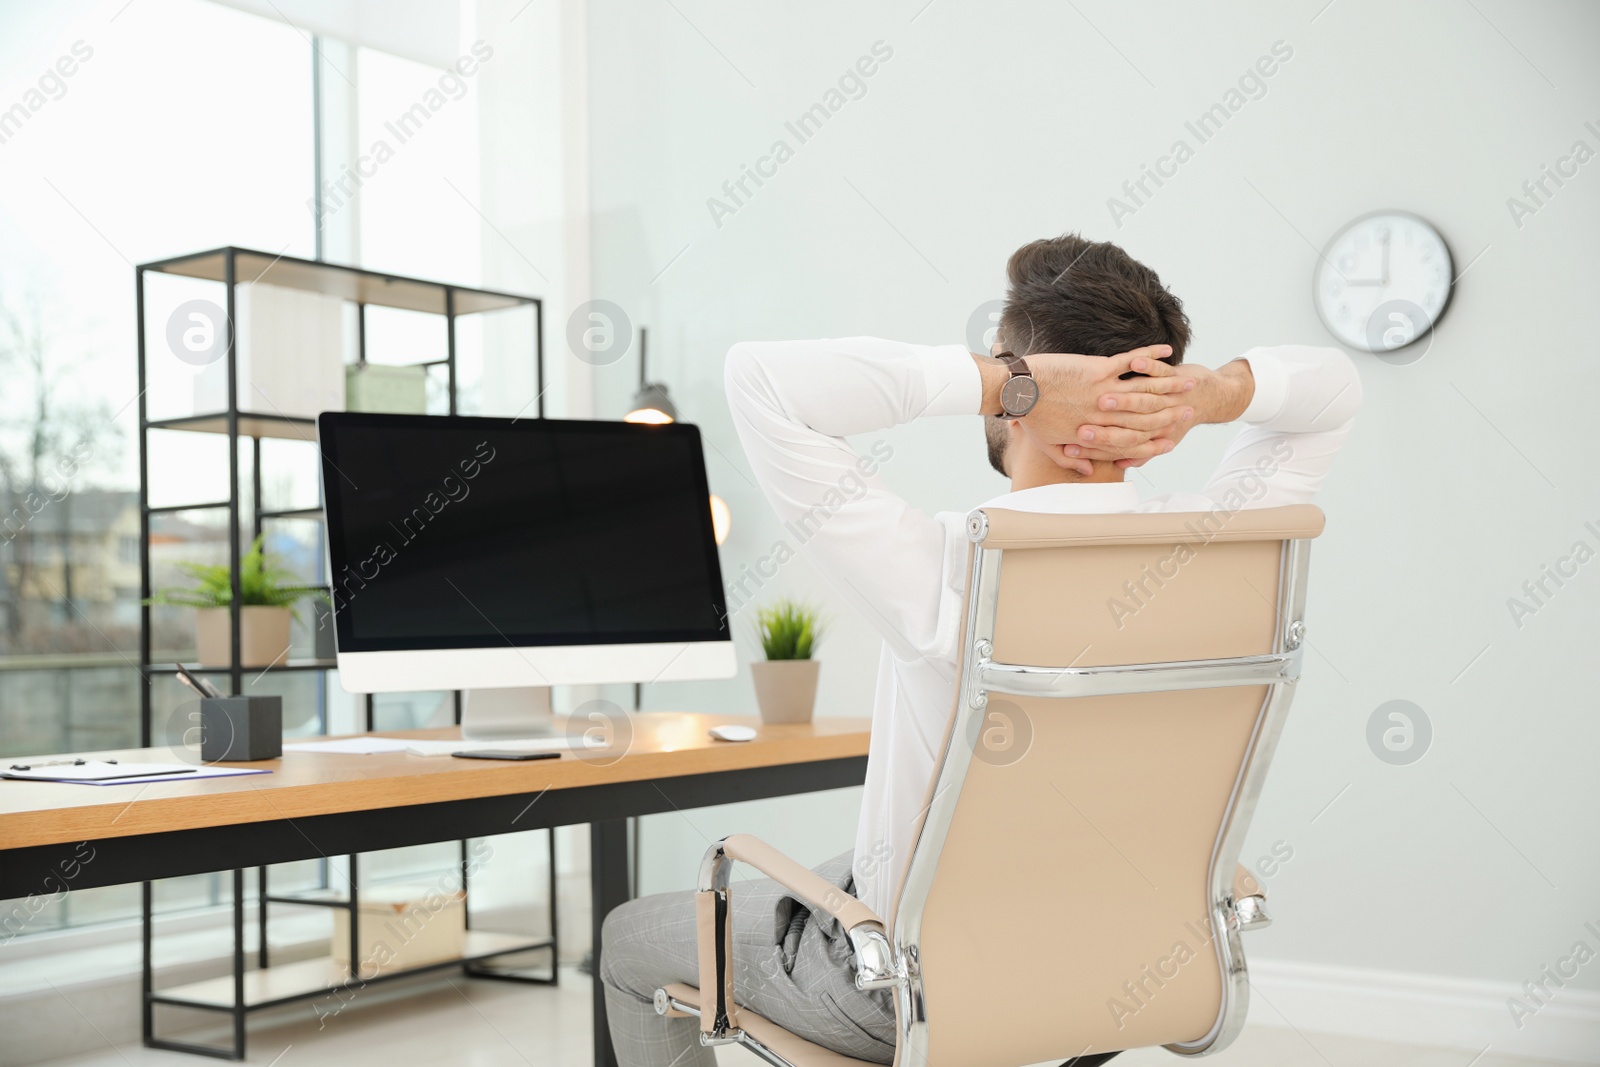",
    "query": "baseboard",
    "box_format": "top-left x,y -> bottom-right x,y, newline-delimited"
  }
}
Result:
1248,958 -> 1600,1065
